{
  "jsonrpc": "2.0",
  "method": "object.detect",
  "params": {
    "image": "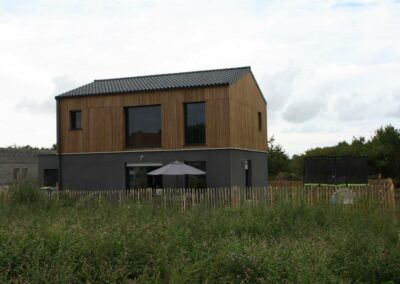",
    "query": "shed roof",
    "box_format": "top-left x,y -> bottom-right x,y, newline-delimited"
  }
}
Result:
57,66 -> 253,98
